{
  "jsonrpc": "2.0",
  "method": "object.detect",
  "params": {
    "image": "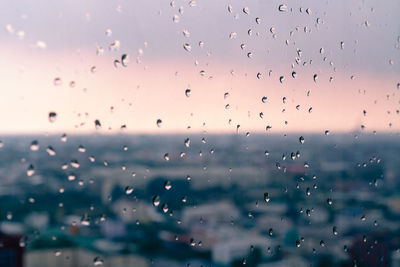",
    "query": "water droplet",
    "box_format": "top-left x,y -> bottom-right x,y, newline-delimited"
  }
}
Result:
162,203 -> 169,213
184,138 -> 190,147
164,181 -> 172,190
46,146 -> 56,156
278,4 -> 288,12
125,186 -> 134,195
320,240 -> 325,247
156,119 -> 162,127
27,164 -> 35,176
291,71 -> 297,78
109,40 -> 120,51
183,43 -> 191,52
262,96 -> 268,103
53,77 -> 62,86
78,145 -> 86,153
324,130 -> 330,136
313,74 -> 318,83
67,174 -> 76,181
164,153 -> 170,161
264,192 -> 270,203
185,89 -> 191,97
333,226 -> 338,236
255,17 -> 261,24
306,187 -> 311,196
93,256 -> 104,265
19,236 -> 27,247
61,133 -> 67,142
70,159 -> 80,169
299,136 -> 305,144
49,111 -> 57,123
30,140 -> 39,151
121,54 -> 129,67
279,76 -> 285,83
183,29 -> 190,37
340,41 -> 344,50
172,14 -> 180,23
243,7 -> 249,14
94,119 -> 101,130
296,240 -> 301,247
